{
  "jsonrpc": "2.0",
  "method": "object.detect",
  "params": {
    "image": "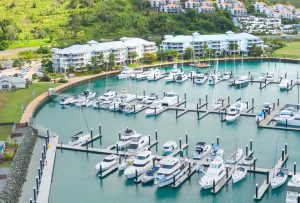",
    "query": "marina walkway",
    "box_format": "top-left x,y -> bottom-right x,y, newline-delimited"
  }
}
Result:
37,136 -> 59,203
